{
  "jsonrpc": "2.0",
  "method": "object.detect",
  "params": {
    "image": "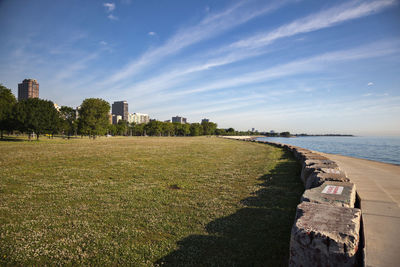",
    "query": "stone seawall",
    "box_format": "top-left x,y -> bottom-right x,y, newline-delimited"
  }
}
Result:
221,136 -> 364,266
